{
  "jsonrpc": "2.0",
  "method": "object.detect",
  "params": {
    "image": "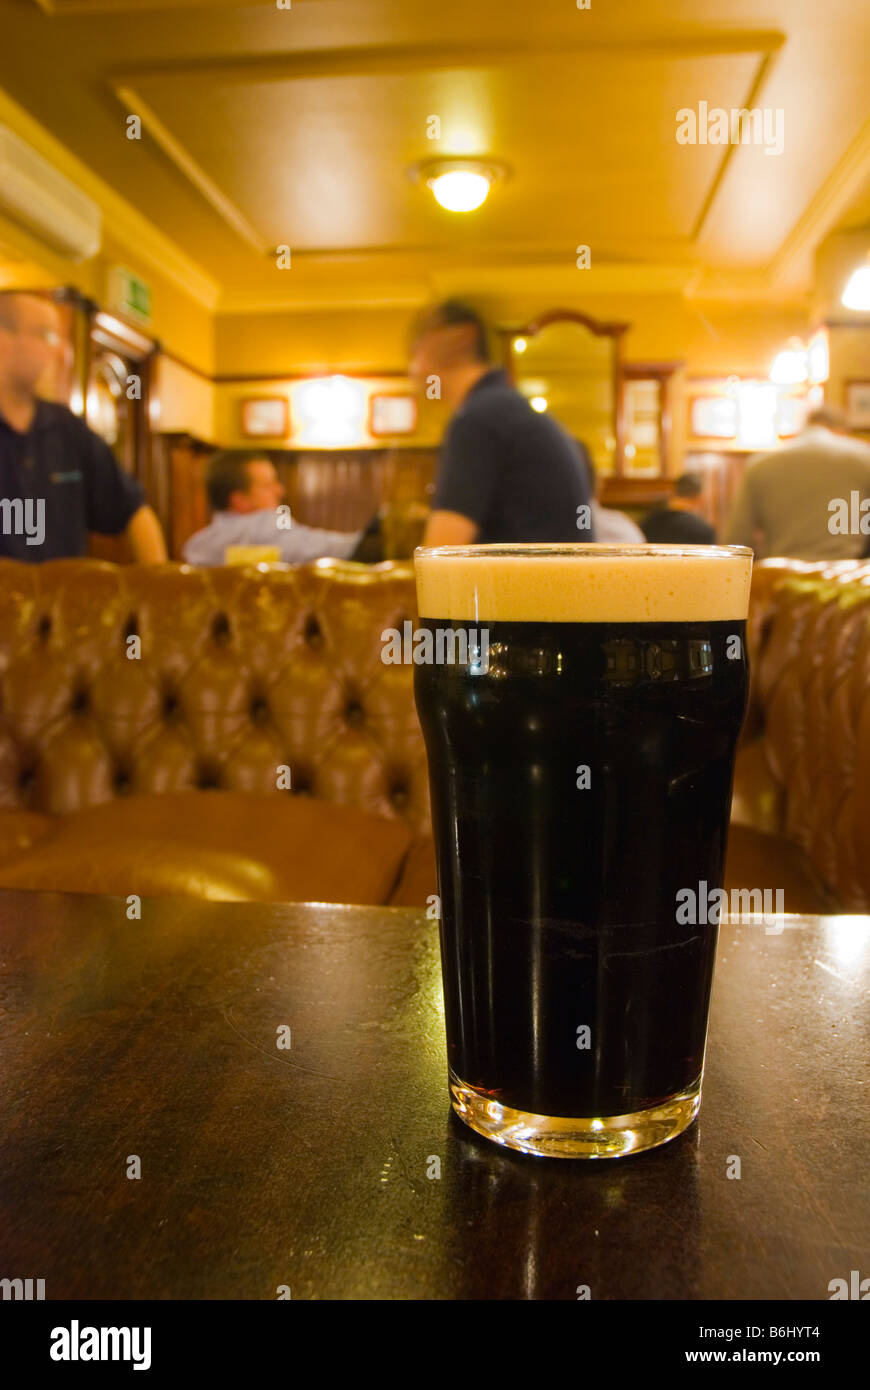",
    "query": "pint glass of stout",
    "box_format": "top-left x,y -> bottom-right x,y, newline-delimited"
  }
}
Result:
413,544 -> 752,1159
